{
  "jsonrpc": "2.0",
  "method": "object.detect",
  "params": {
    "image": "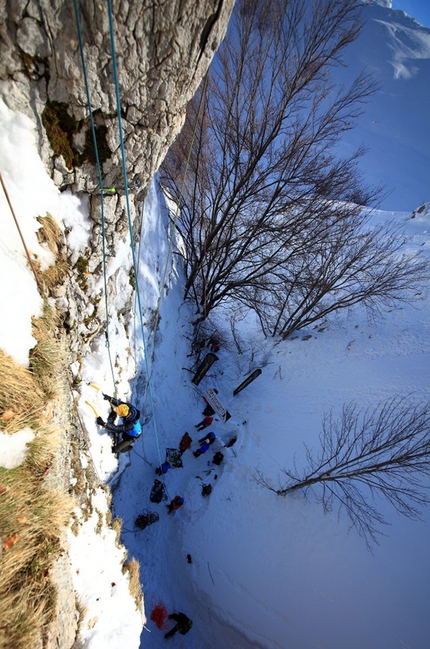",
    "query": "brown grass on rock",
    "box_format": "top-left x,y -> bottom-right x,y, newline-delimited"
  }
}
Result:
0,304 -> 73,649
